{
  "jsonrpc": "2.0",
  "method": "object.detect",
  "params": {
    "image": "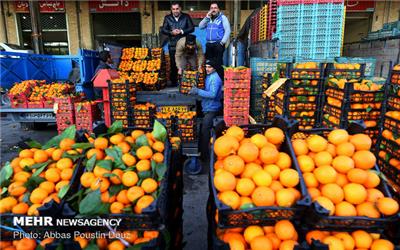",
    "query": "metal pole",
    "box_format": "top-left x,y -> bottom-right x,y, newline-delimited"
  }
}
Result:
29,0 -> 43,54
231,0 -> 240,67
